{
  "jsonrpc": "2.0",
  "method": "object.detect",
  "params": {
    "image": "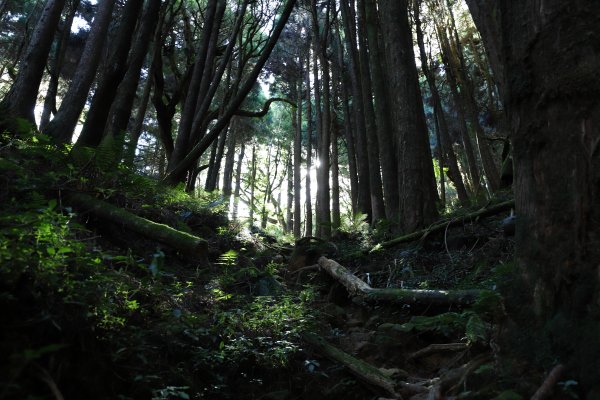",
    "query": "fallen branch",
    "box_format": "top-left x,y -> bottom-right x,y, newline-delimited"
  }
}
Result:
365,200 -> 515,254
531,364 -> 566,400
302,332 -> 401,398
318,257 -> 486,307
65,192 -> 209,263
408,343 -> 469,361
428,354 -> 489,399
